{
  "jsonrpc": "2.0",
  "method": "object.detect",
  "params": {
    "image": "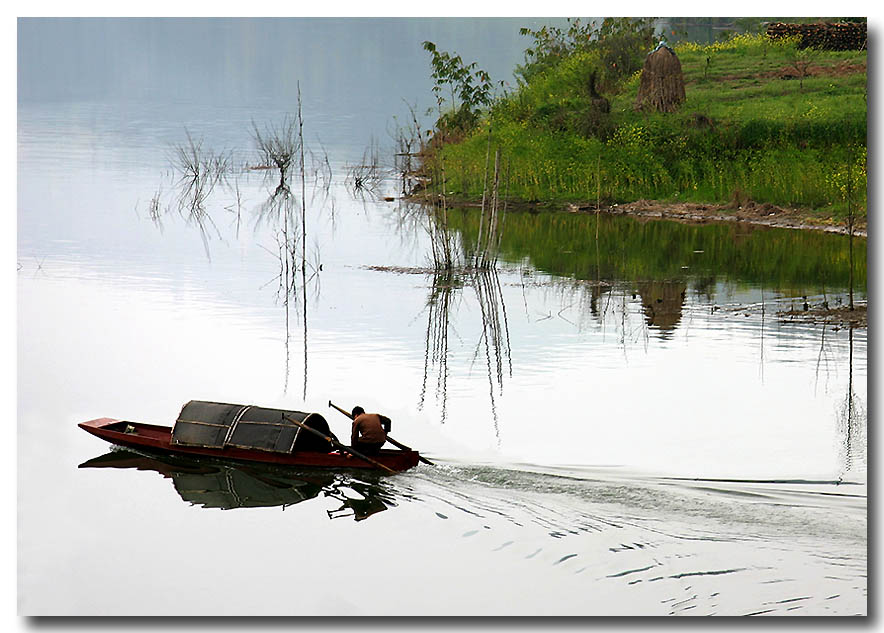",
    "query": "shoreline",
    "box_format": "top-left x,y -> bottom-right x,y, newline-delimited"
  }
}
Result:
406,195 -> 866,238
